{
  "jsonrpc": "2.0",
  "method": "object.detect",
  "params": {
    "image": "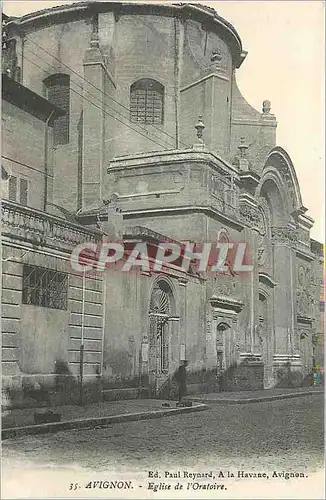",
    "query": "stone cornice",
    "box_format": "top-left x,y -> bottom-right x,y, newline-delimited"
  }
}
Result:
123,204 -> 244,231
124,225 -> 182,245
210,295 -> 244,313
180,72 -> 229,93
258,272 -> 278,288
297,315 -> 314,326
294,211 -> 315,230
108,149 -> 239,177
295,247 -> 316,263
231,118 -> 277,128
113,187 -> 184,200
5,2 -> 243,68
